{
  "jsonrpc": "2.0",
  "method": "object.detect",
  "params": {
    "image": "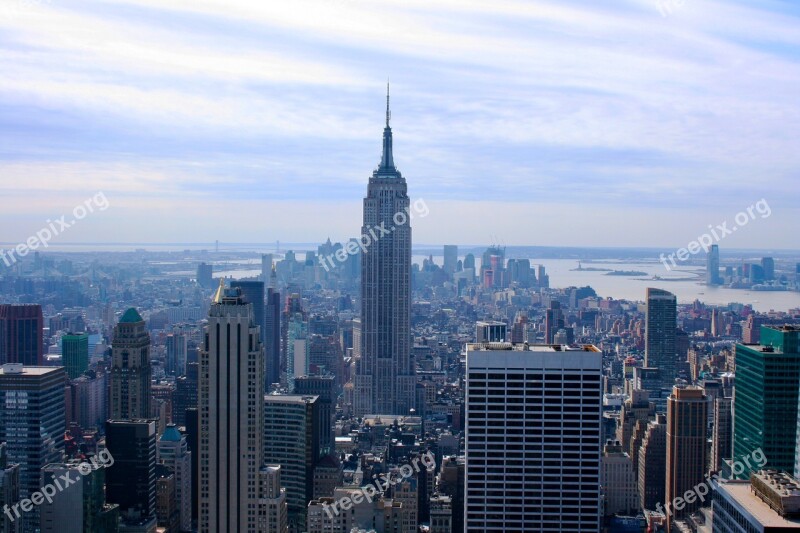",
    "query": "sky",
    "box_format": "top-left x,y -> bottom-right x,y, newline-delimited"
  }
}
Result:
0,0 -> 798,249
